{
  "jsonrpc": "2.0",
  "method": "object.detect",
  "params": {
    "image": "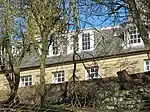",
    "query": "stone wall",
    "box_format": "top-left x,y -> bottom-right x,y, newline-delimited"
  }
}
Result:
1,71 -> 150,111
